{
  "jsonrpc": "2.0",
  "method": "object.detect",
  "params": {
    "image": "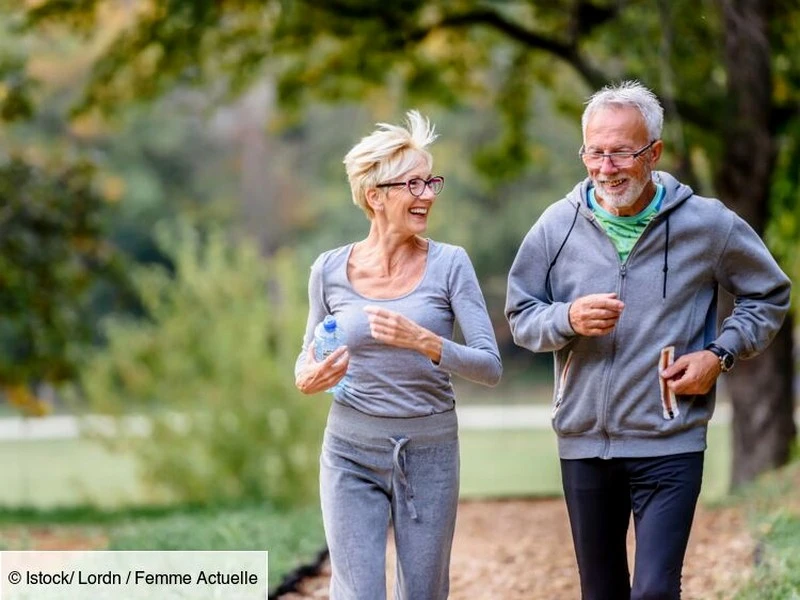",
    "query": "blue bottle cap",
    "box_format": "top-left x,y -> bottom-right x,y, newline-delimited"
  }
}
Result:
323,315 -> 337,332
